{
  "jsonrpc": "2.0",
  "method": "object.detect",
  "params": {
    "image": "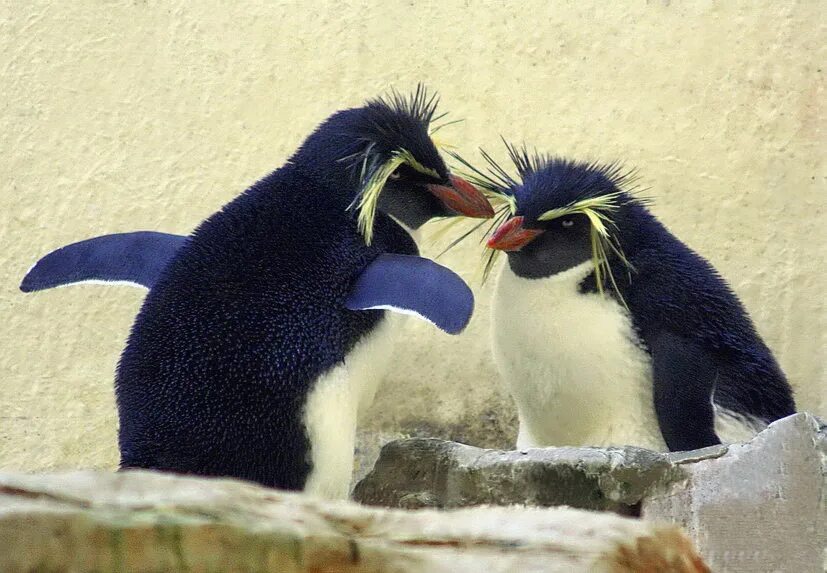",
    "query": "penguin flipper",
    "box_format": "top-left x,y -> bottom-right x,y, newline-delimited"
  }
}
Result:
345,253 -> 474,335
647,330 -> 722,451
20,232 -> 186,292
